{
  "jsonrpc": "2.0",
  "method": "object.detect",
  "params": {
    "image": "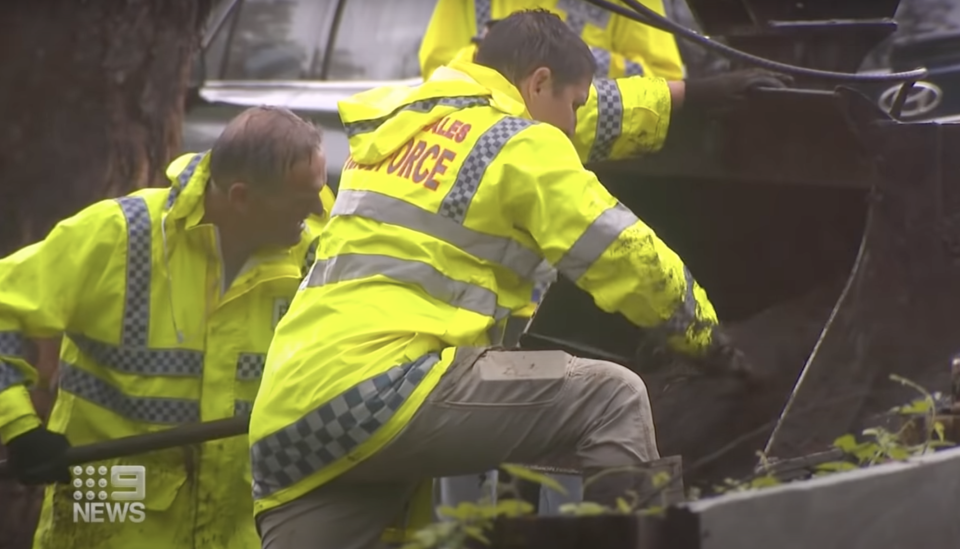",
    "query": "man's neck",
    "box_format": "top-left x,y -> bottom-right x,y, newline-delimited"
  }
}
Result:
203,191 -> 254,290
